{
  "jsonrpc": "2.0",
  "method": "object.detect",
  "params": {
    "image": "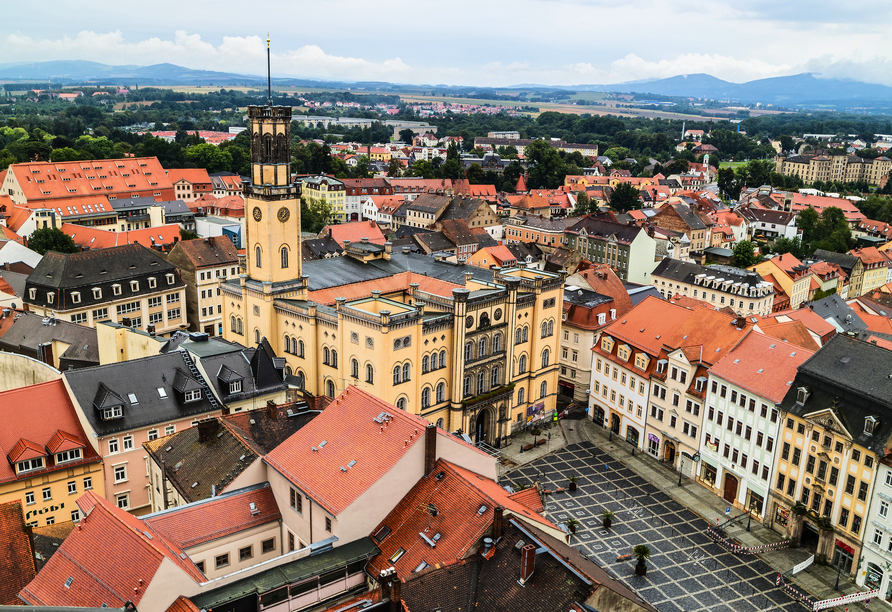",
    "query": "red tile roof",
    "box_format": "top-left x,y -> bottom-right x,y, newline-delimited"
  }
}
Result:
307,271 -> 461,306
166,596 -> 202,612
264,387 -> 485,516
850,246 -> 889,265
508,487 -> 545,513
755,319 -> 820,352
0,224 -> 24,245
165,168 -> 211,187
709,332 -> 814,404
145,485 -> 281,549
8,157 -> 175,204
791,194 -> 865,222
598,296 -> 692,356
323,221 -> 386,247
0,501 -> 36,604
0,380 -> 100,484
45,430 -> 85,454
574,265 -> 633,315
366,459 -> 555,577
20,491 -> 204,607
761,308 -> 837,342
61,223 -> 181,250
